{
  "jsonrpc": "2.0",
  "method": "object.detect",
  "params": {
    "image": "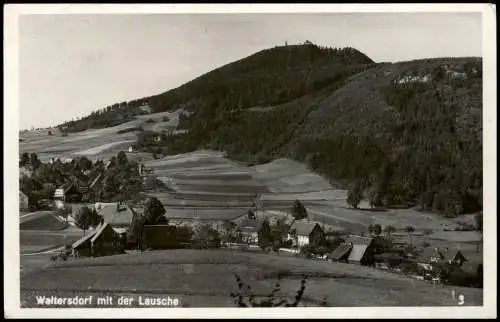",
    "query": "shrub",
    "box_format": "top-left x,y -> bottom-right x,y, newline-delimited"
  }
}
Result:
230,273 -> 307,307
117,127 -> 143,134
291,200 -> 308,220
